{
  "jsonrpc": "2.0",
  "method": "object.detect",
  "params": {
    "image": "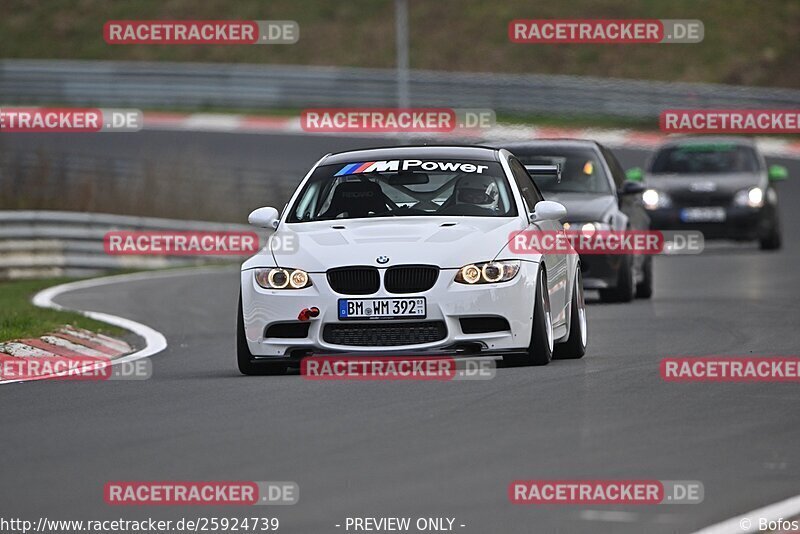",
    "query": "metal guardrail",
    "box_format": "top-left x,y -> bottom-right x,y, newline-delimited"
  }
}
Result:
0,210 -> 260,279
2,59 -> 800,118
0,146 -> 300,222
